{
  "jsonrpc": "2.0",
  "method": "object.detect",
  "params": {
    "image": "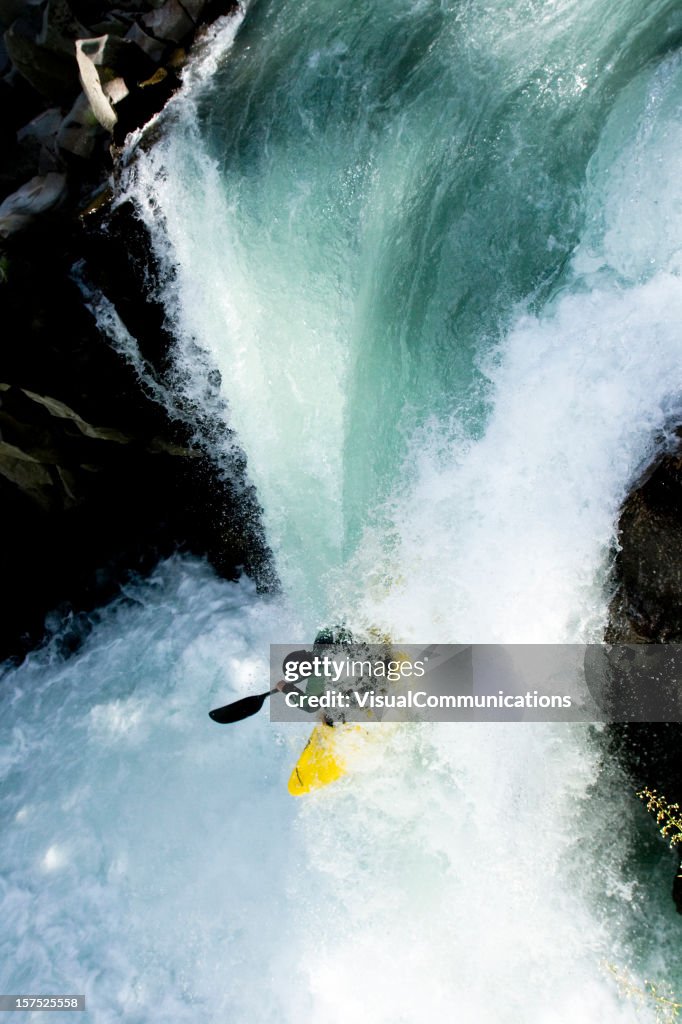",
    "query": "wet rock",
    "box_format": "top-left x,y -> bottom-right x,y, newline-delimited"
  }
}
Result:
606,445 -> 682,913
88,14 -> 134,37
607,449 -> 682,643
0,205 -> 272,662
179,0 -> 205,22
17,105 -> 63,144
0,171 -> 67,236
124,19 -> 166,62
142,0 -> 193,44
38,0 -> 89,58
56,91 -> 103,159
0,382 -> 201,512
17,106 -> 62,172
112,61 -> 177,140
166,44 -> 186,68
200,0 -> 238,27
0,0 -> 271,664
5,16 -> 79,101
